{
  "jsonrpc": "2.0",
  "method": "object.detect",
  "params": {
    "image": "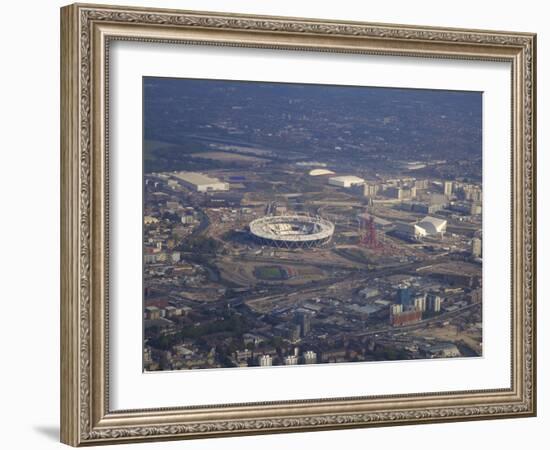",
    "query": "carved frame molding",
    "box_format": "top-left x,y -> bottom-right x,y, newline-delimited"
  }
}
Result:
61,3 -> 536,446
